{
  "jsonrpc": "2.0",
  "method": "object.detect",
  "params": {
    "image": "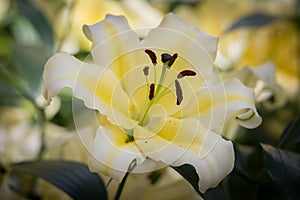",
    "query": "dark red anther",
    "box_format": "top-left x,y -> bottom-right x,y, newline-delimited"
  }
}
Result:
175,80 -> 183,105
149,83 -> 155,100
145,49 -> 157,65
177,70 -> 197,79
168,53 -> 178,68
143,66 -> 149,76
